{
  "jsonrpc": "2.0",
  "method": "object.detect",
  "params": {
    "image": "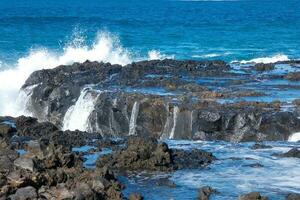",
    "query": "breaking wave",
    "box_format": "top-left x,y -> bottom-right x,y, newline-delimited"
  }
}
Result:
0,31 -> 132,116
235,54 -> 290,64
